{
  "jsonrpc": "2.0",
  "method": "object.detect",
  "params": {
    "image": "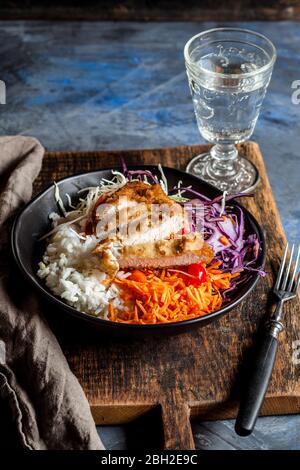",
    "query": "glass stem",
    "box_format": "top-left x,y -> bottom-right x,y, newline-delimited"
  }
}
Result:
210,144 -> 238,177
